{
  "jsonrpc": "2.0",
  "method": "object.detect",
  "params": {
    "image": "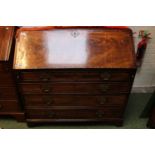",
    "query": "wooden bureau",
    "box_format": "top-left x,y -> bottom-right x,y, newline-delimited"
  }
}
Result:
0,26 -> 24,121
13,26 -> 136,126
